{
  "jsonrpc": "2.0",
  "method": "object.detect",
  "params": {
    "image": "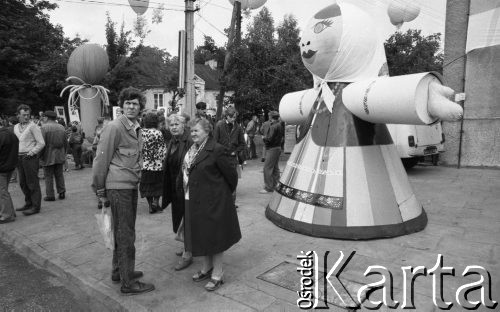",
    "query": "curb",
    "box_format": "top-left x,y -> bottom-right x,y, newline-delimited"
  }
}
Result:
0,229 -> 149,312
